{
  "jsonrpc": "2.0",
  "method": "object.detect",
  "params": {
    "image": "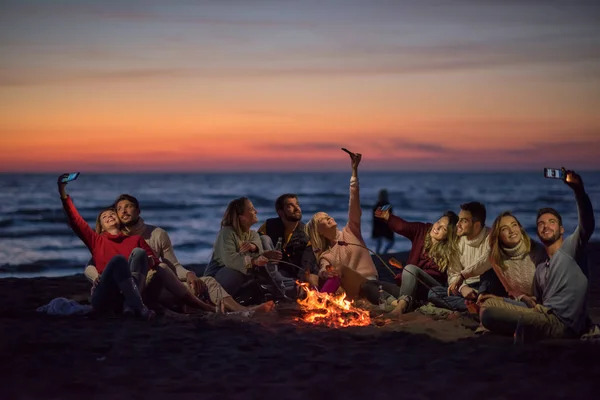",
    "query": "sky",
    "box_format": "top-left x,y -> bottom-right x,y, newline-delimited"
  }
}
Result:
1,0 -> 599,172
